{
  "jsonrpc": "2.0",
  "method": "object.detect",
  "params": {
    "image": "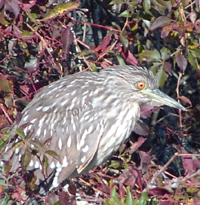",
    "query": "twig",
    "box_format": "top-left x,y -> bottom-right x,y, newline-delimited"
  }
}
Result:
0,103 -> 13,124
176,72 -> 183,127
148,152 -> 200,189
